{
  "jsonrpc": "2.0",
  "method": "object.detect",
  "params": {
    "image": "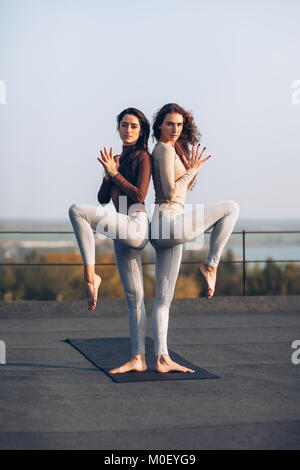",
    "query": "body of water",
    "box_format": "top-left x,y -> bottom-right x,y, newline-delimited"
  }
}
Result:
0,219 -> 299,265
